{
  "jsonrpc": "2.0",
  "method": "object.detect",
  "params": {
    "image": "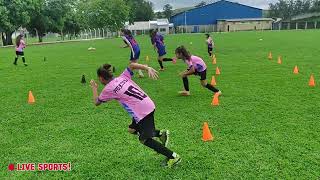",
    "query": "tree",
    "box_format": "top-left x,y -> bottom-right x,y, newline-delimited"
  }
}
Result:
125,0 -> 154,23
268,0 -> 315,20
79,0 -> 129,31
27,0 -> 73,42
0,0 -> 32,45
310,0 -> 320,12
163,4 -> 173,19
195,1 -> 207,8
155,11 -> 163,19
